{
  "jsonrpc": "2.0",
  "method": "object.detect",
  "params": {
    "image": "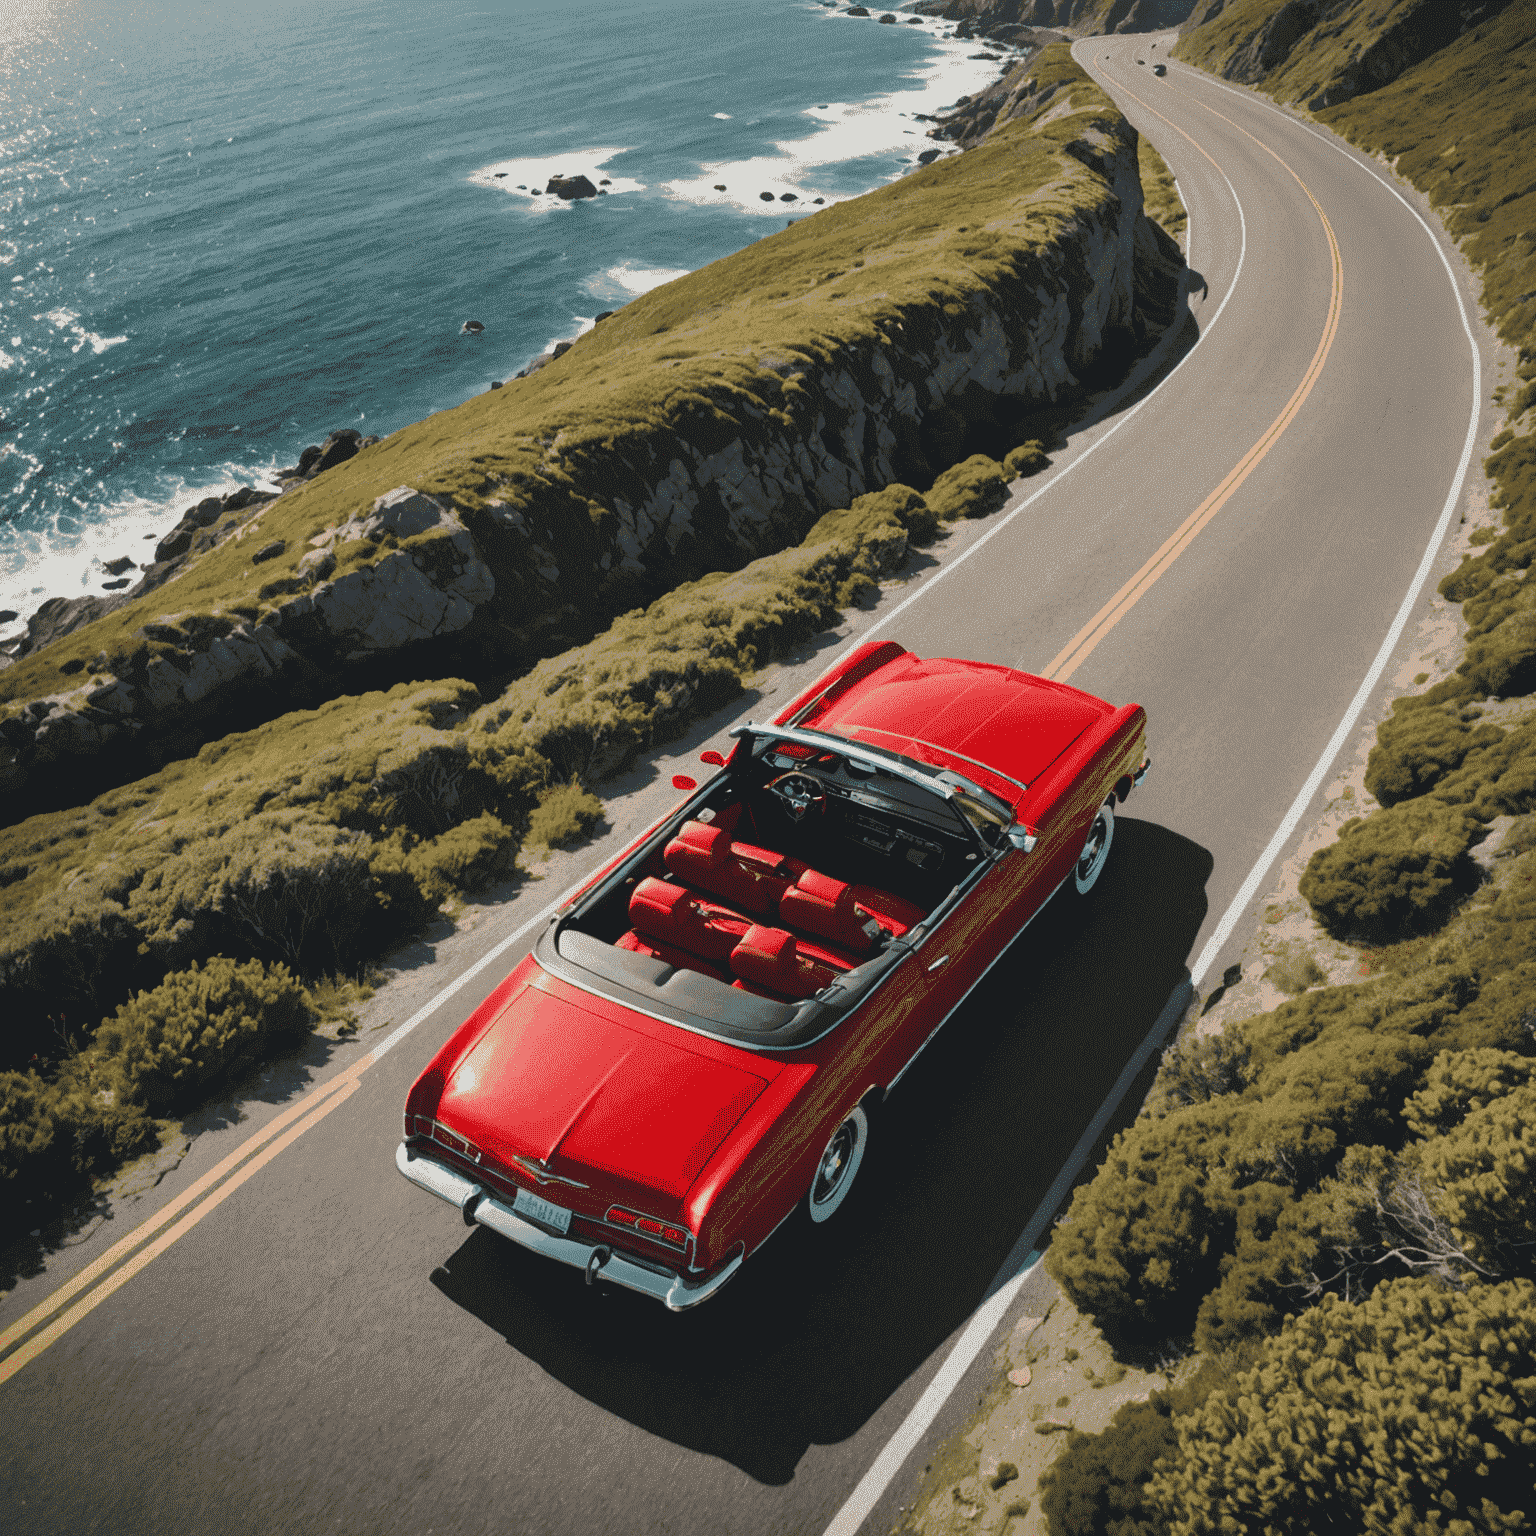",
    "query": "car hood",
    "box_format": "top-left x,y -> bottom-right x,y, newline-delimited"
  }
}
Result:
809,655 -> 1106,799
435,980 -> 769,1203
